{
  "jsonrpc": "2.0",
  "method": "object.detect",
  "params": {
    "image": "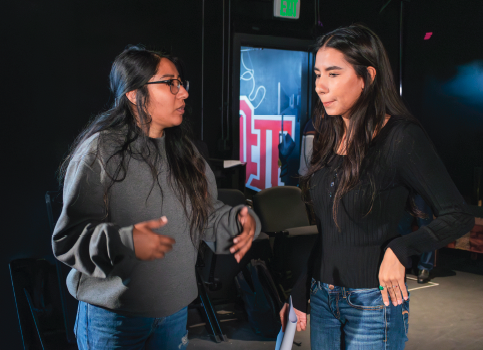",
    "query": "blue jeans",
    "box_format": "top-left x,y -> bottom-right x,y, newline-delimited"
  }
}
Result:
75,301 -> 189,350
310,280 -> 409,349
397,195 -> 434,271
